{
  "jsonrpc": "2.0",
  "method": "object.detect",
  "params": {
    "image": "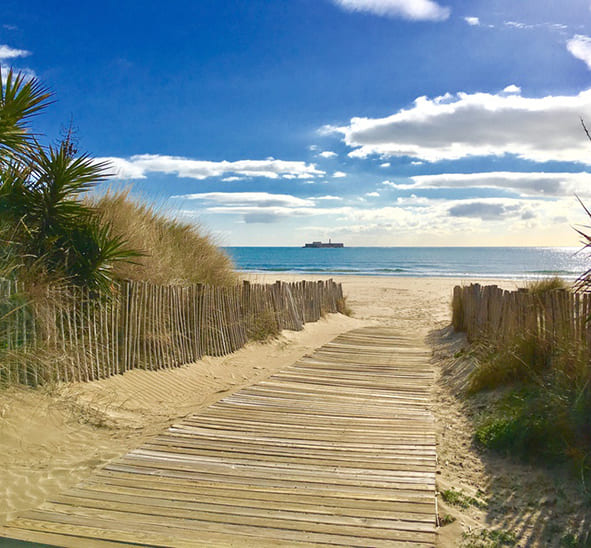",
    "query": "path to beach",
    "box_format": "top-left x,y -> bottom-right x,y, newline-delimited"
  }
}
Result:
1,326 -> 437,546
0,275 -> 519,545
